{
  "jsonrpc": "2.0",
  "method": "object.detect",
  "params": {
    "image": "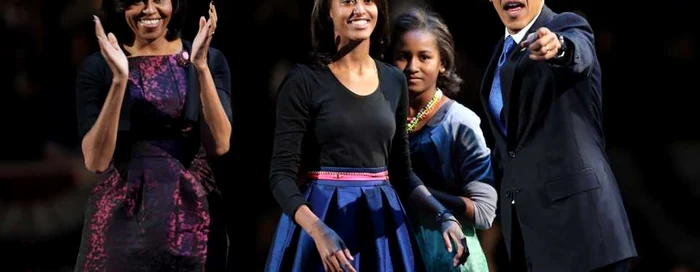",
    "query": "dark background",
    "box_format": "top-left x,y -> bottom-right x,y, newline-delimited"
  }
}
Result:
1,0 -> 698,271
